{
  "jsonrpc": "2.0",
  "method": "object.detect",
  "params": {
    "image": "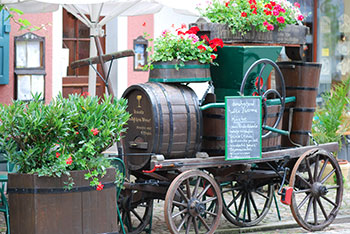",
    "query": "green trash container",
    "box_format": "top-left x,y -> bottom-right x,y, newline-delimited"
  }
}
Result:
210,45 -> 282,101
